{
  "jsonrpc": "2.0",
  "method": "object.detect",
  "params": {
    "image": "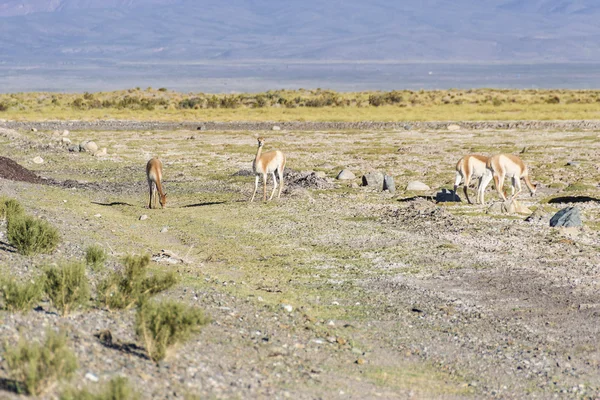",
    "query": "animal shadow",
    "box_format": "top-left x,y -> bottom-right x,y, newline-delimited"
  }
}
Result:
548,196 -> 600,204
91,201 -> 135,207
182,201 -> 227,208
